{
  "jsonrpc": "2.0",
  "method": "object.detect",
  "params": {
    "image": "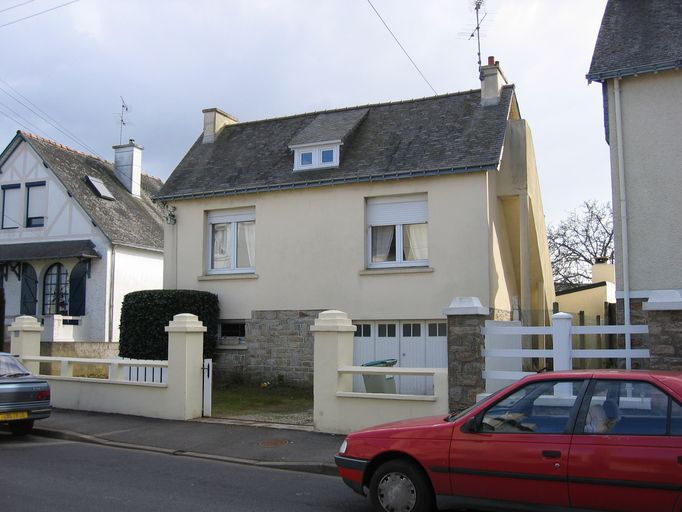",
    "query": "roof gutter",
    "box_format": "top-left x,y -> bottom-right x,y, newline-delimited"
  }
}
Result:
154,162 -> 500,202
586,58 -> 682,83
